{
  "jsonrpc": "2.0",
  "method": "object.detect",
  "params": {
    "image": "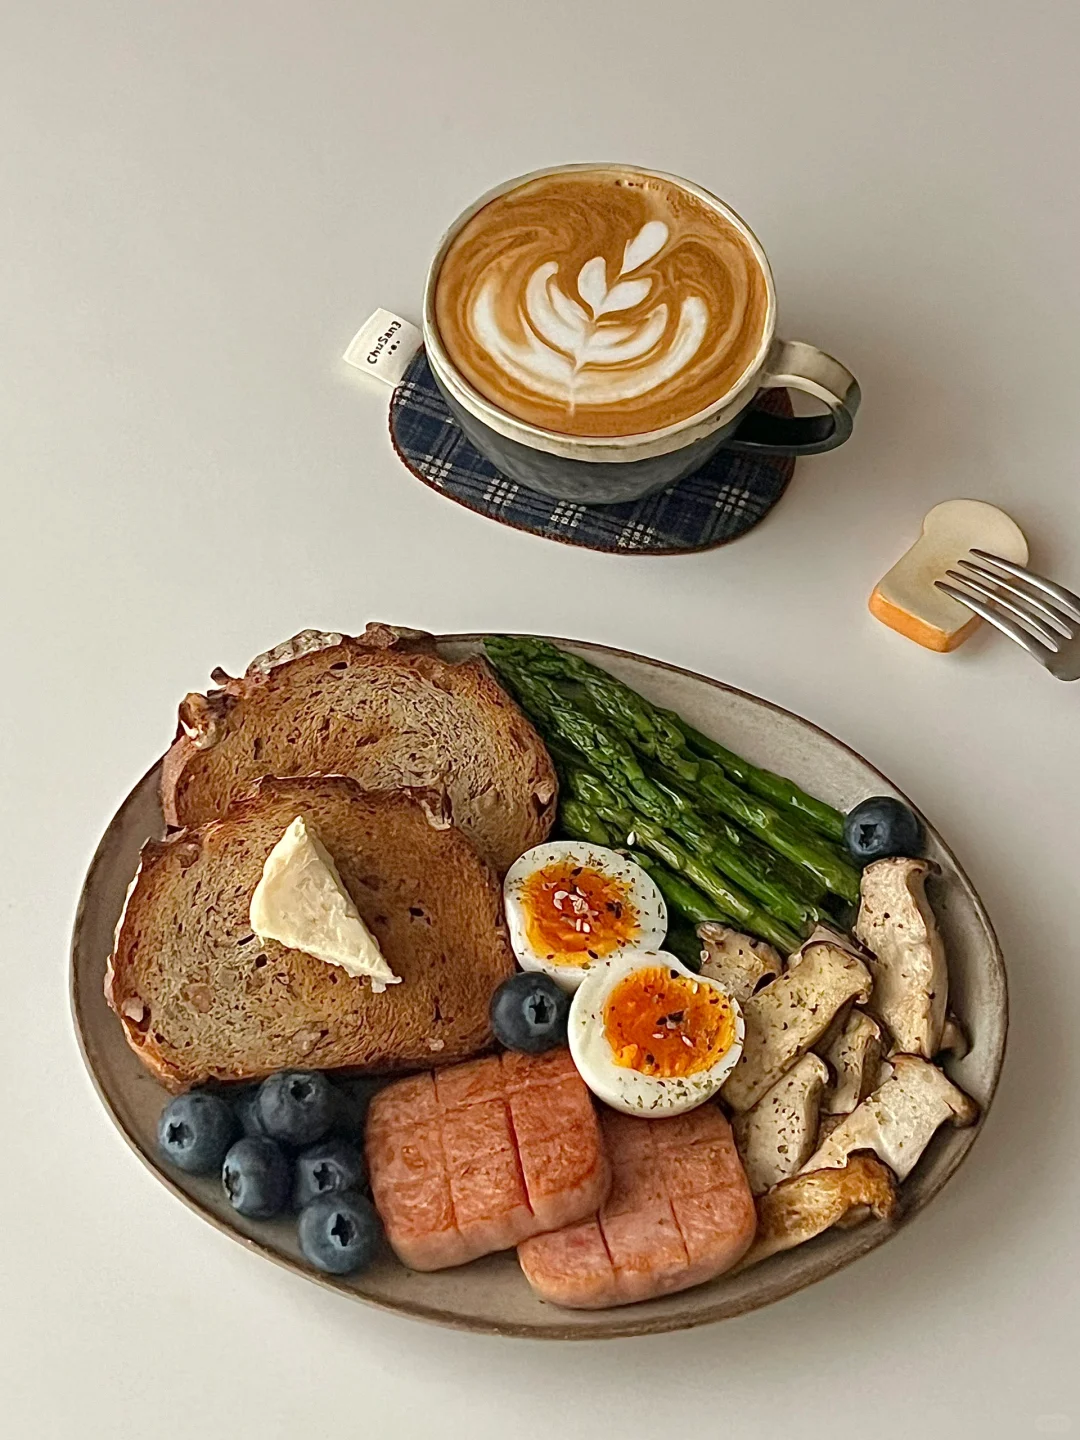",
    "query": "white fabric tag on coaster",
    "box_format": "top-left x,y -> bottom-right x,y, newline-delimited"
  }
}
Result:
342,309 -> 423,386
